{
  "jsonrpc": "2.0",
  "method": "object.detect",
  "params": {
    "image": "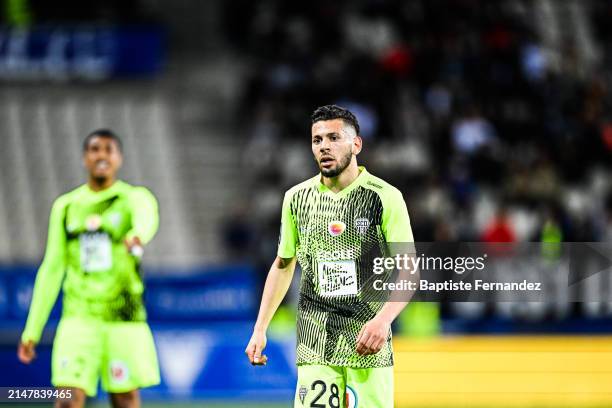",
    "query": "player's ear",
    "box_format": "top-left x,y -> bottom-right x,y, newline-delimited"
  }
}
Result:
353,135 -> 363,155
